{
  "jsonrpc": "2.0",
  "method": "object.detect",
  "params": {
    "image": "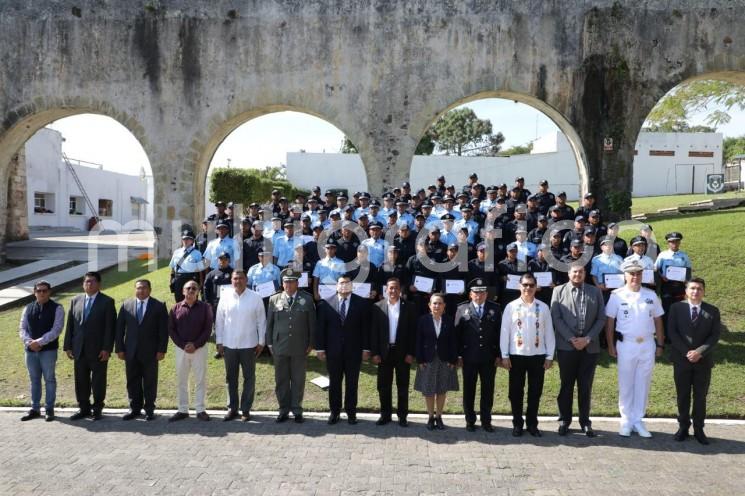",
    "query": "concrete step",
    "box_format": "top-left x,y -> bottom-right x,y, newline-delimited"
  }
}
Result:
0,259 -> 118,310
0,259 -> 70,287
